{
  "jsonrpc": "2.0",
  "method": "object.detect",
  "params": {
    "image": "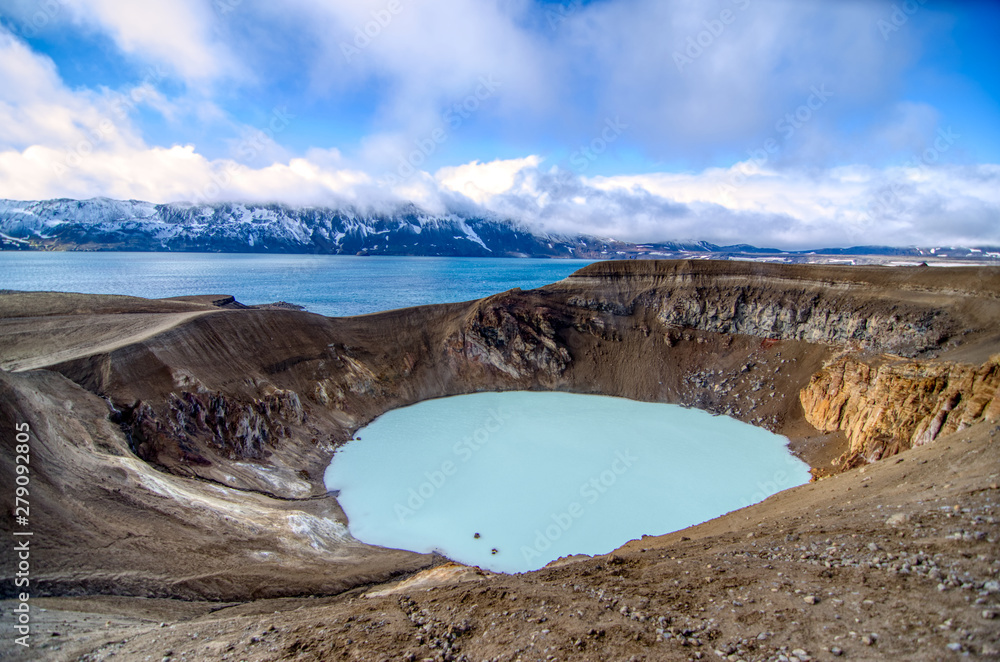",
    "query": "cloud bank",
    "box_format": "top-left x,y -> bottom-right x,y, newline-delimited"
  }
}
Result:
0,1 -> 998,249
